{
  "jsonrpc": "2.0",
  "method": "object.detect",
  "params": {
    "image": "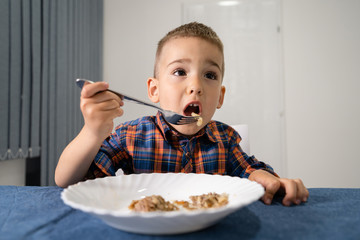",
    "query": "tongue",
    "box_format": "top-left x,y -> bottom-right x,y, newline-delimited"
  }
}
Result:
184,105 -> 199,116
